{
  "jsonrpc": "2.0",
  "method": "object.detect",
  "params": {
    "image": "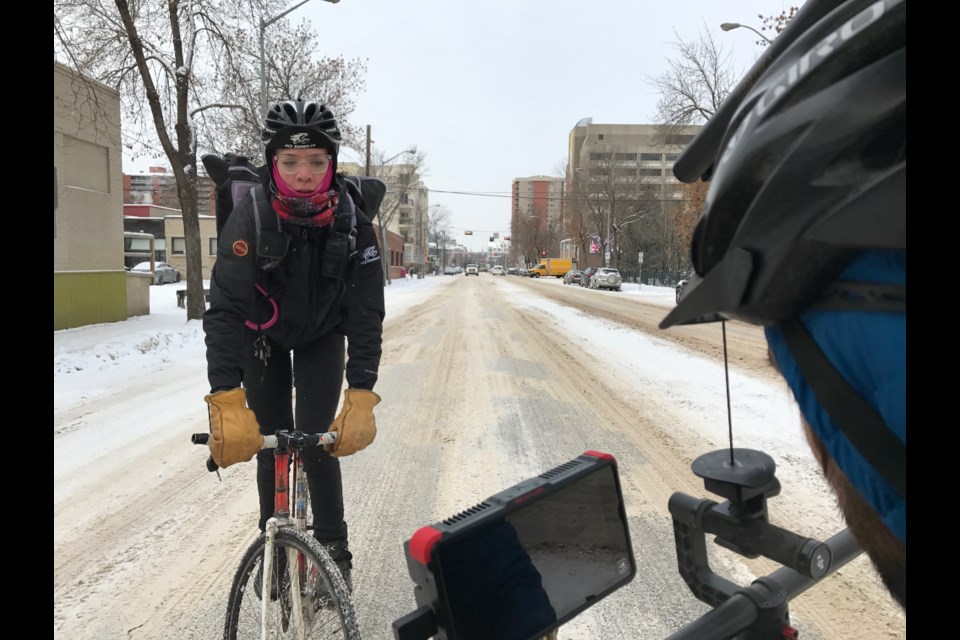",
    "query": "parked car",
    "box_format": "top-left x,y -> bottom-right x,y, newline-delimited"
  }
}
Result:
589,267 -> 622,291
490,265 -> 506,276
465,264 -> 479,276
676,276 -> 691,304
507,267 -> 518,275
579,267 -> 598,287
131,261 -> 181,285
444,266 -> 457,275
517,268 -> 529,277
563,269 -> 583,285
